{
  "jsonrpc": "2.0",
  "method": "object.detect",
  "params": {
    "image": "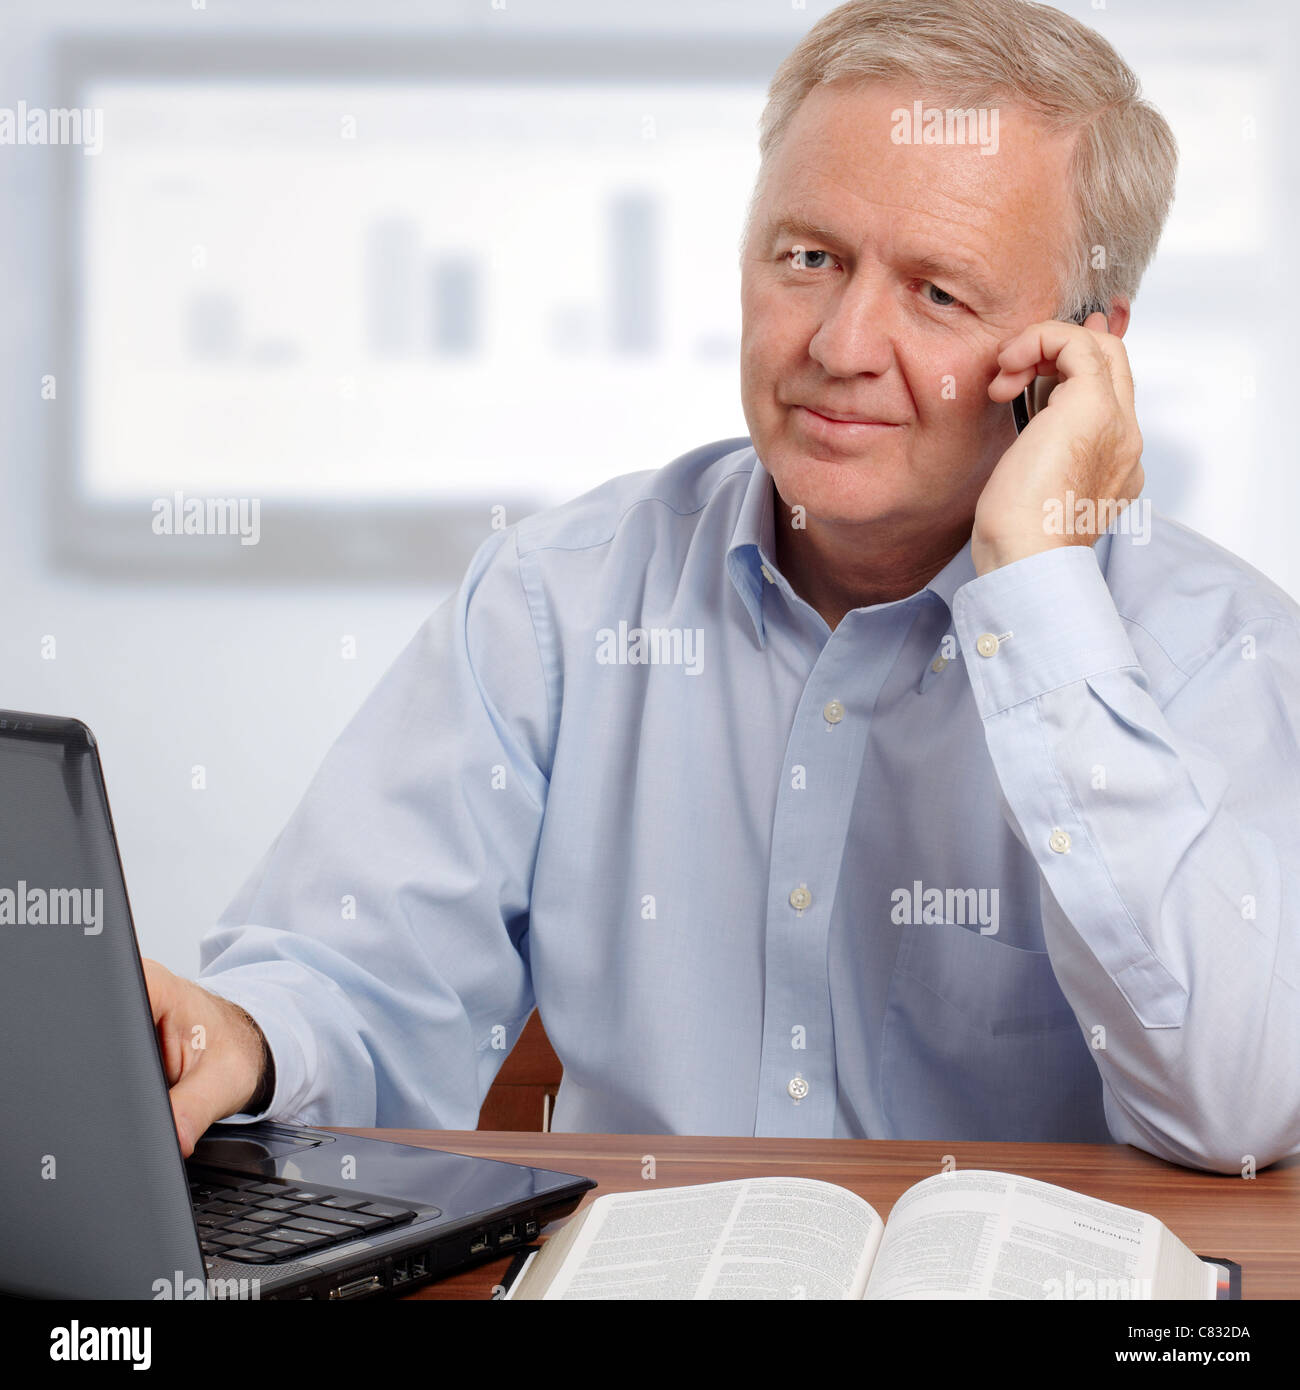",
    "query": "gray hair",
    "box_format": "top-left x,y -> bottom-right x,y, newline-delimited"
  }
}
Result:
744,0 -> 1178,318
